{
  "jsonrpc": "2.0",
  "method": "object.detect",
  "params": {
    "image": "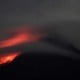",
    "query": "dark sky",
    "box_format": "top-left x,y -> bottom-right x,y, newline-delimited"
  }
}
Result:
0,0 -> 80,53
